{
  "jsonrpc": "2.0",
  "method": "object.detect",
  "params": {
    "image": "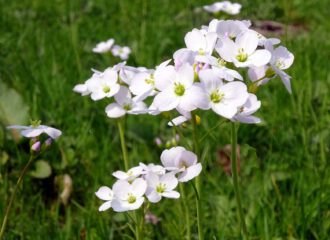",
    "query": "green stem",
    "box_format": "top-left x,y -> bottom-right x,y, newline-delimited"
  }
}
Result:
134,210 -> 142,240
0,155 -> 35,239
180,184 -> 191,240
117,119 -> 129,171
191,113 -> 203,240
231,122 -> 249,240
